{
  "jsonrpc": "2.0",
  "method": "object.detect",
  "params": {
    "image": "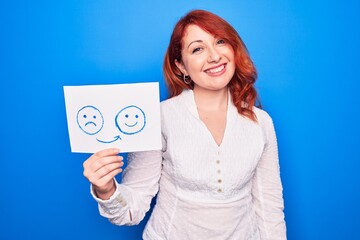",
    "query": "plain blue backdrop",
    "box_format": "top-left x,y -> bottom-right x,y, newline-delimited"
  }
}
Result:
1,0 -> 359,239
